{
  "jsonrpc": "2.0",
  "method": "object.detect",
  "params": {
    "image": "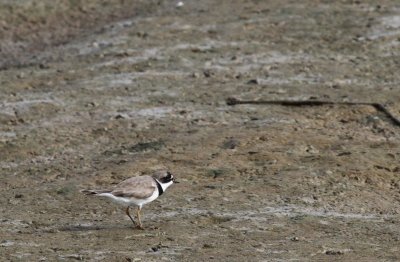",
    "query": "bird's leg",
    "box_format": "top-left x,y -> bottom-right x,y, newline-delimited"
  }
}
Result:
136,206 -> 144,230
125,206 -> 137,227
